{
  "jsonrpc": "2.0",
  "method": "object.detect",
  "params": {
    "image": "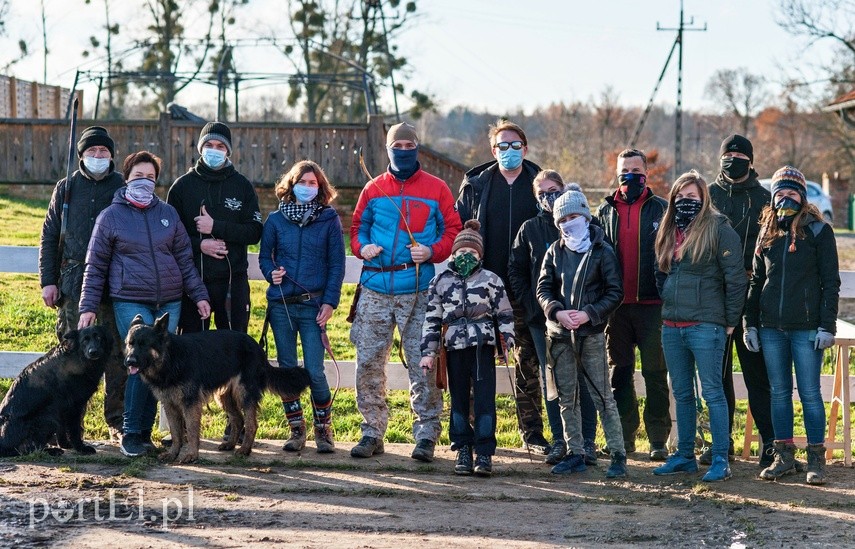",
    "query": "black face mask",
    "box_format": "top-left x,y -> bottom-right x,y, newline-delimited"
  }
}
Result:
720,157 -> 751,181
618,173 -> 647,204
674,198 -> 703,230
